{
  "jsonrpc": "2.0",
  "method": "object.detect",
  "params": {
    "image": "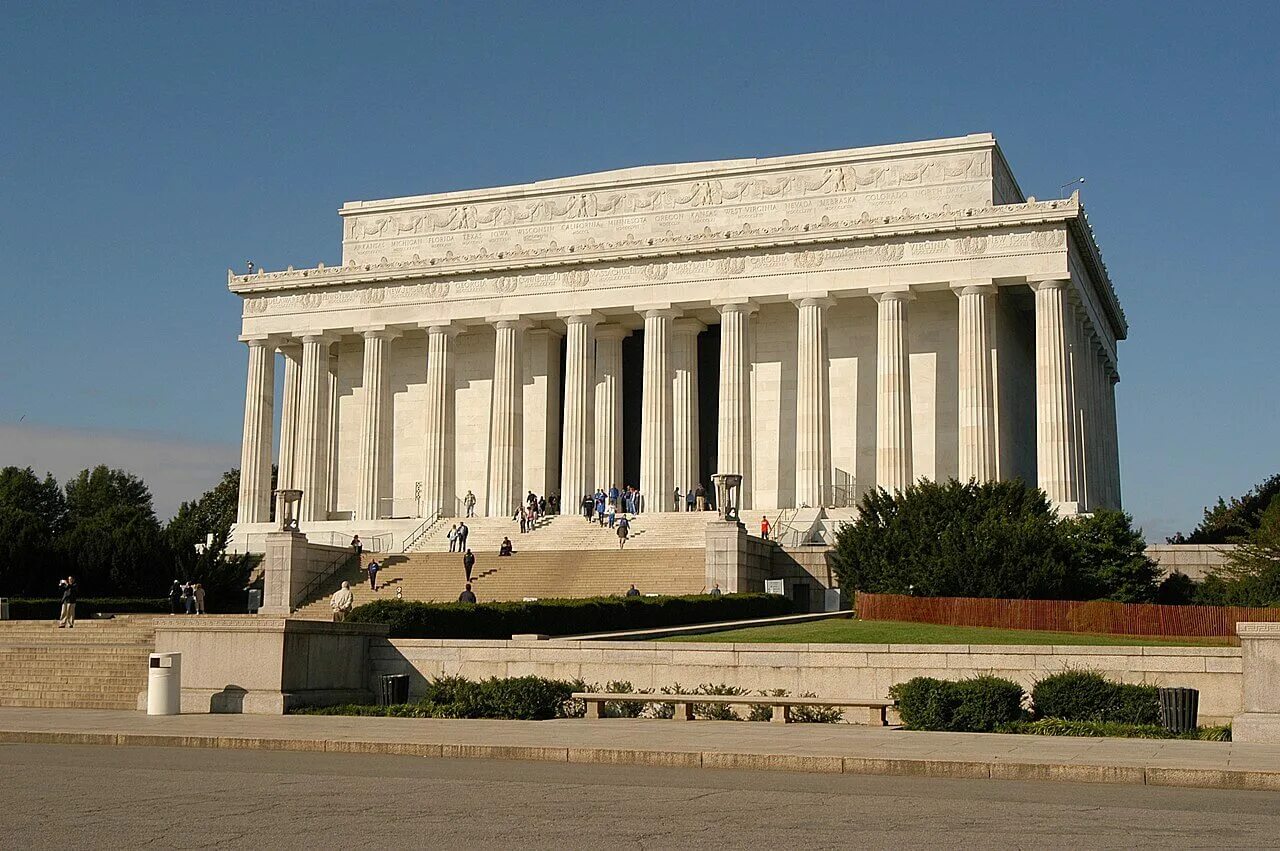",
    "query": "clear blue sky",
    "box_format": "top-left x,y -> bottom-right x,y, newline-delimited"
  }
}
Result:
2,2 -> 1277,536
